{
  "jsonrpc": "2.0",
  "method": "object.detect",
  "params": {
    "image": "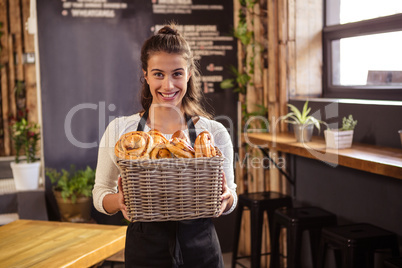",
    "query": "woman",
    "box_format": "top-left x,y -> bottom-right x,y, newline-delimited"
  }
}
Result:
93,24 -> 237,267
